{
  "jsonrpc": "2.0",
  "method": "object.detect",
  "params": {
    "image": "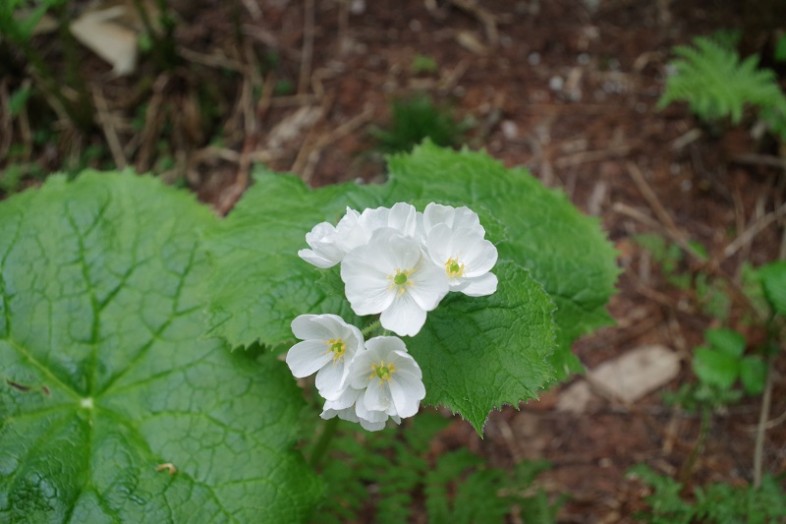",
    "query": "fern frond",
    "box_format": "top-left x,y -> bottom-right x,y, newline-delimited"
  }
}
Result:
659,36 -> 786,137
